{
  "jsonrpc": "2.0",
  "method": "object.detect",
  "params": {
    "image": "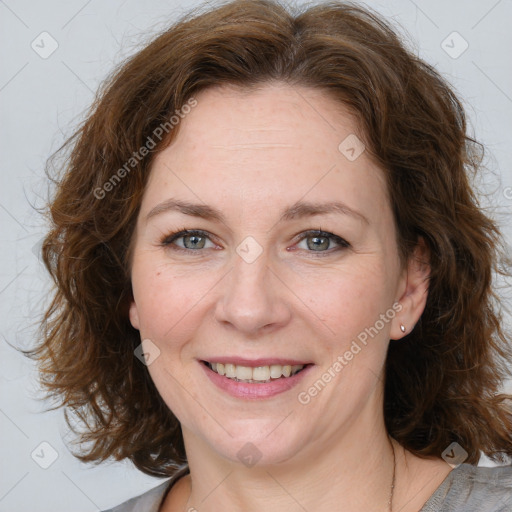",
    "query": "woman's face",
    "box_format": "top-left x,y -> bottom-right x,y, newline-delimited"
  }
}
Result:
129,83 -> 418,466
